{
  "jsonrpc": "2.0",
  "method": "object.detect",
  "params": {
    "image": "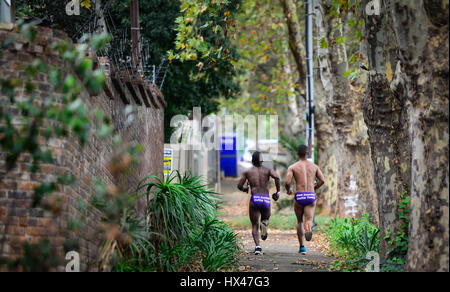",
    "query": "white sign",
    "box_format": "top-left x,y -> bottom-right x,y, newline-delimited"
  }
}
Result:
164,148 -> 173,177
5,0 -> 12,6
